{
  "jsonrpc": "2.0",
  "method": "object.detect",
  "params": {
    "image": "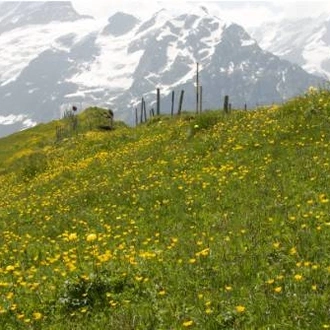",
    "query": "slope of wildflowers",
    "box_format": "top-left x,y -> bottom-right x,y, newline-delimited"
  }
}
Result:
1,88 -> 330,329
